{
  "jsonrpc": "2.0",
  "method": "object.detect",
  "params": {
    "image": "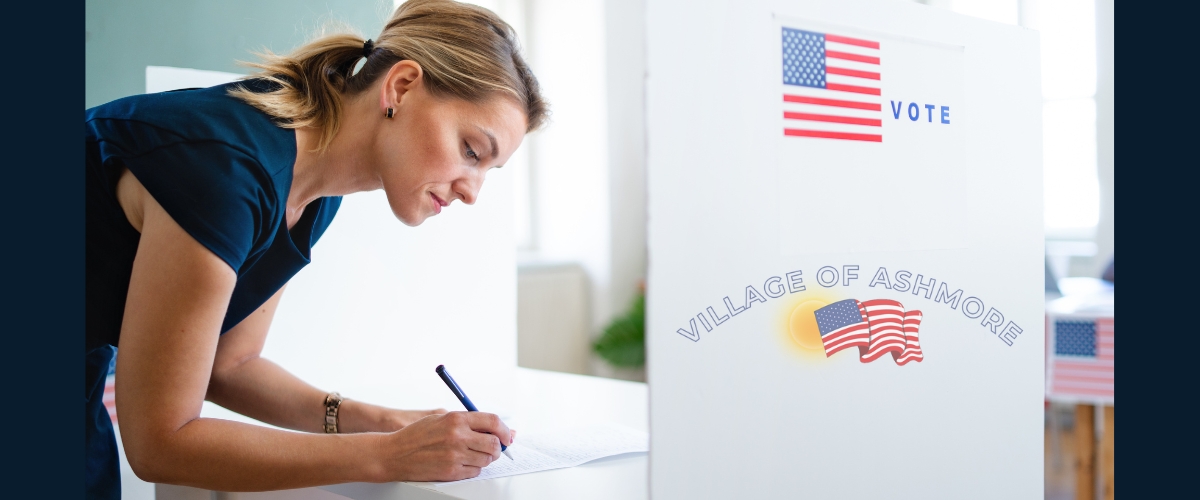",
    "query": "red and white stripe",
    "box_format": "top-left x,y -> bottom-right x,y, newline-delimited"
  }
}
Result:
783,33 -> 882,142
103,374 -> 118,425
893,310 -> 924,366
821,300 -> 871,356
859,299 -> 907,362
1051,318 -> 1114,399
